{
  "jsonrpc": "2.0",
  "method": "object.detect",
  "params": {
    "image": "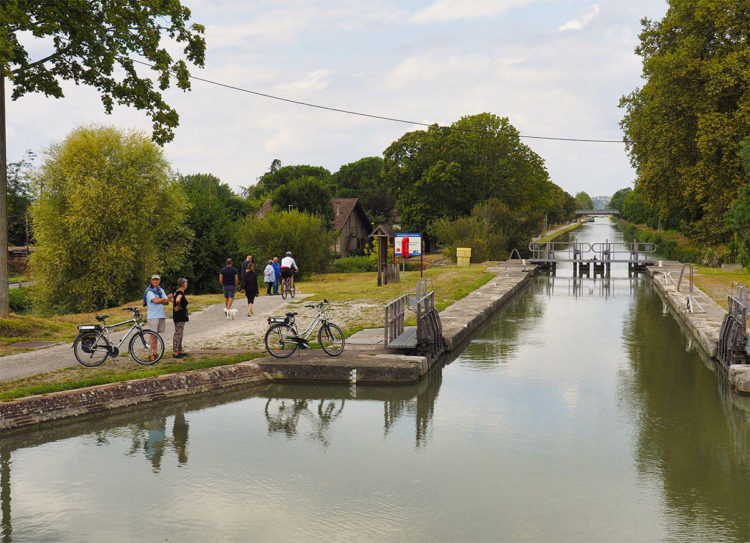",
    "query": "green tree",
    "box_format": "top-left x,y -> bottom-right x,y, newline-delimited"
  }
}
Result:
620,0 -> 750,241
272,175 -> 333,222
609,187 -> 632,212
178,174 -> 243,294
30,126 -> 190,313
0,0 -> 206,316
6,150 -> 34,246
724,136 -> 750,264
621,188 -> 657,226
383,113 -> 559,236
252,164 -> 331,198
574,191 -> 594,210
332,157 -> 393,224
238,210 -> 335,276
